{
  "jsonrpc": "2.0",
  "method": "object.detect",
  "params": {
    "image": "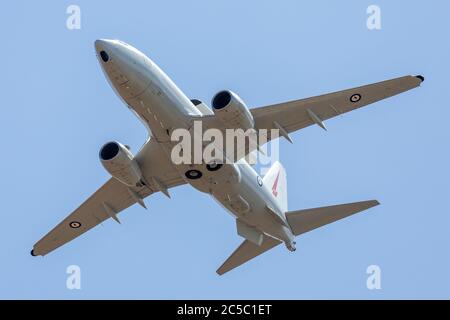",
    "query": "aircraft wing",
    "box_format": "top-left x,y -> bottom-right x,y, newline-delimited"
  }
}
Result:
251,75 -> 424,142
32,139 -> 185,256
